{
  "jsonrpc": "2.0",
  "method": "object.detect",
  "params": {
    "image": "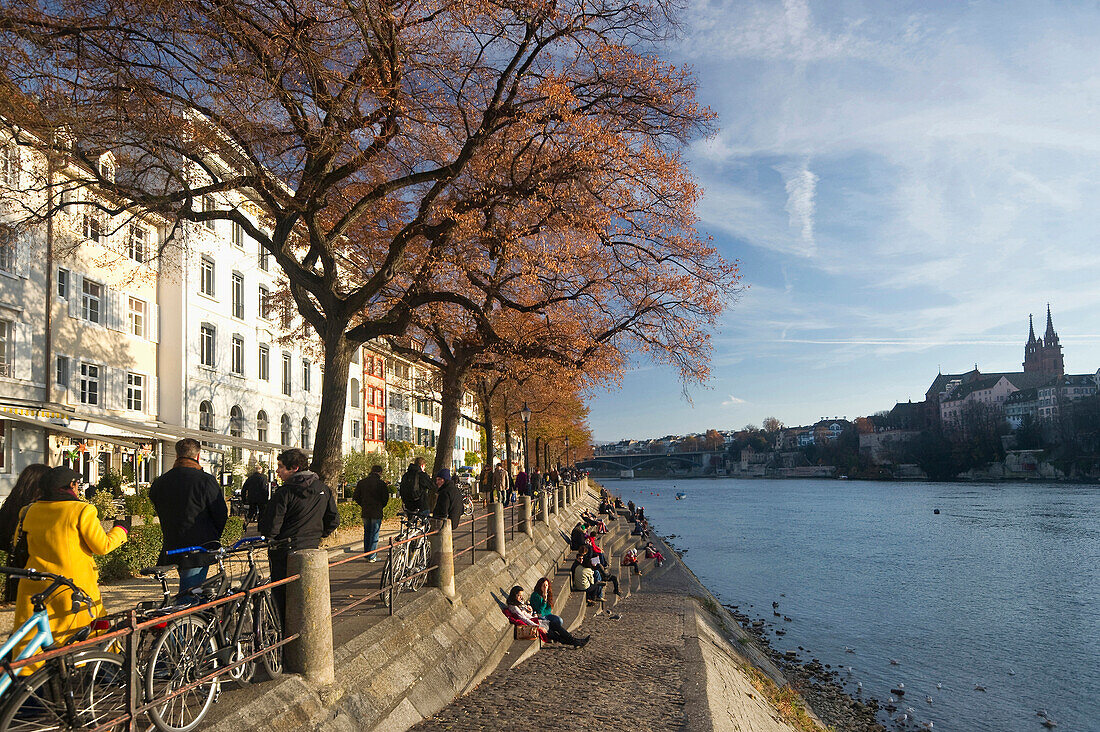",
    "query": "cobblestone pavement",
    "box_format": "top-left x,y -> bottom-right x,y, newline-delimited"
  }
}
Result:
411,589 -> 690,731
